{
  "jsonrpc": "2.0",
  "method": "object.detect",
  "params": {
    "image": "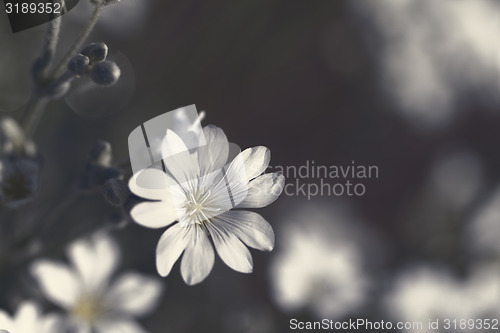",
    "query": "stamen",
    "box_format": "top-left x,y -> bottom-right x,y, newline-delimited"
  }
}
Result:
199,190 -> 211,204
